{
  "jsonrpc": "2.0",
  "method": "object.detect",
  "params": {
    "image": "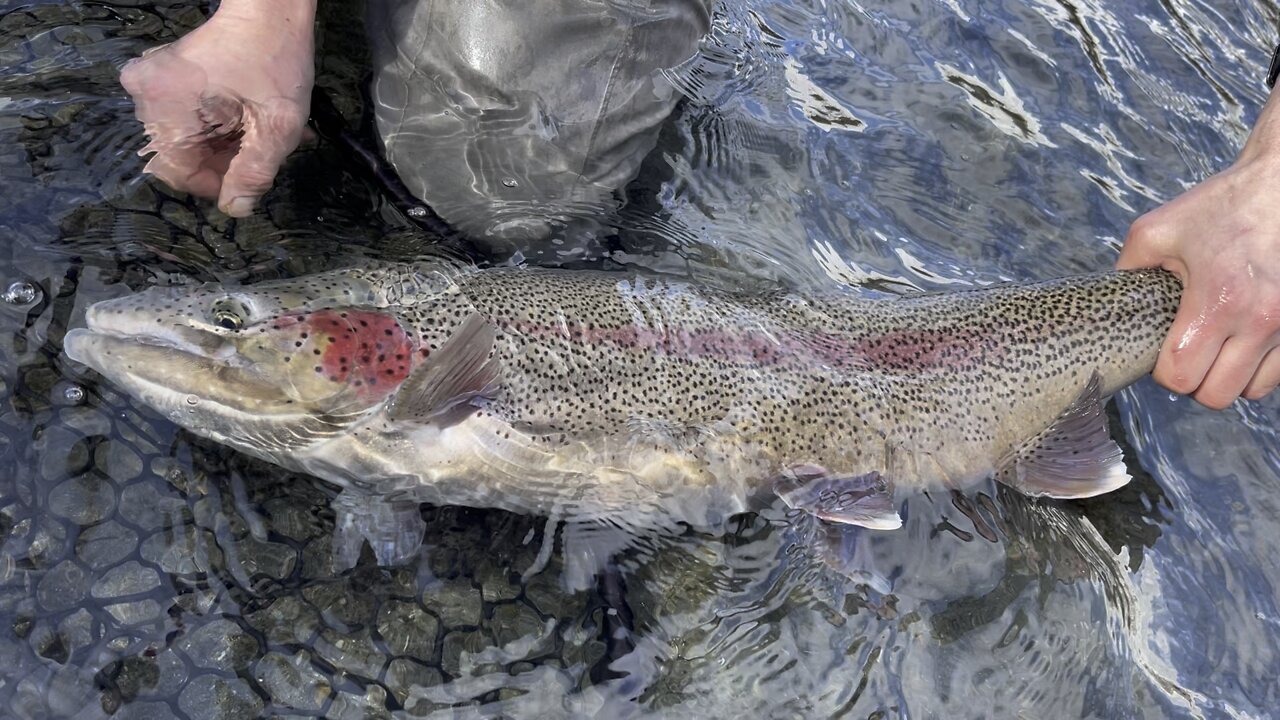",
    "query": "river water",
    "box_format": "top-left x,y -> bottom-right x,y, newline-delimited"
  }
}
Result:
2,0 -> 1278,718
